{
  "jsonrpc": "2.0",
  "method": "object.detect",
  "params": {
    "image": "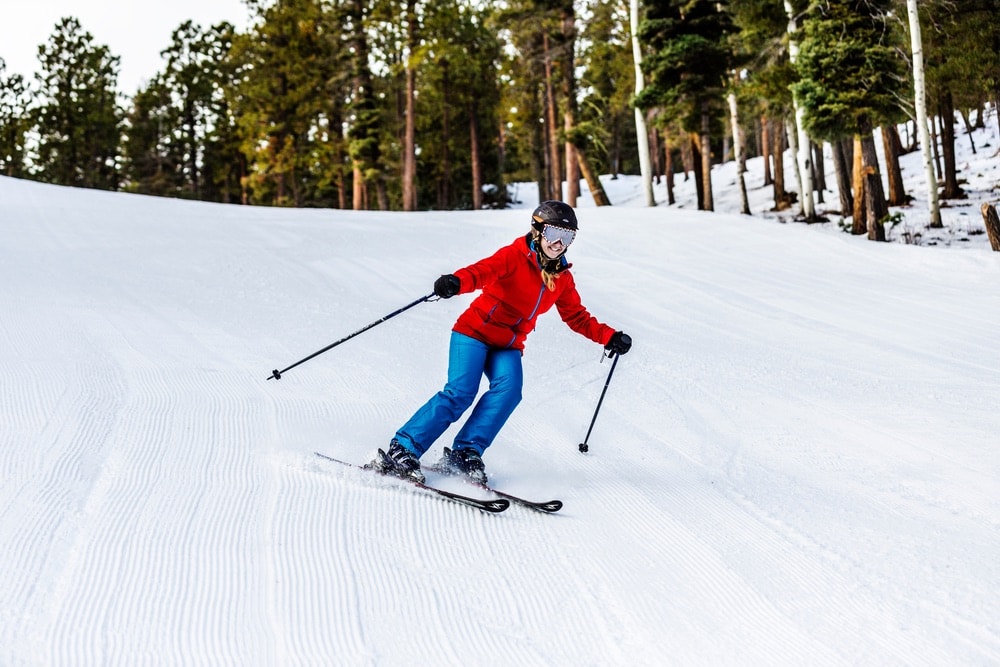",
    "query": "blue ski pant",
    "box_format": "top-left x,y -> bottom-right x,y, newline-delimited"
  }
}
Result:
395,332 -> 523,458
